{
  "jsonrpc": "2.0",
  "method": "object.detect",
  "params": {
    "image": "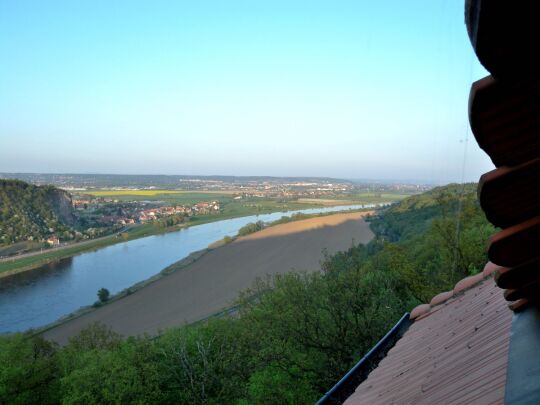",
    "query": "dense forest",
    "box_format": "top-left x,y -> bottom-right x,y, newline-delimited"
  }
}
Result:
0,180 -> 78,245
0,183 -> 494,404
